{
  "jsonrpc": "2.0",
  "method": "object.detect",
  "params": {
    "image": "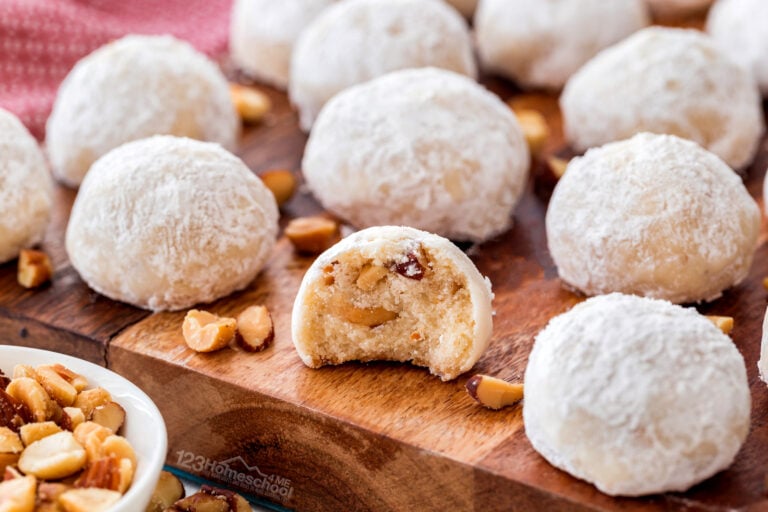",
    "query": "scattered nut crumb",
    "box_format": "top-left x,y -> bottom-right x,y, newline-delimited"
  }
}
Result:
17,249 -> 53,288
182,310 -> 237,353
235,305 -> 274,352
230,83 -> 271,123
260,169 -> 297,207
285,216 -> 341,255
546,156 -> 569,179
706,315 -> 734,335
465,374 -> 524,410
